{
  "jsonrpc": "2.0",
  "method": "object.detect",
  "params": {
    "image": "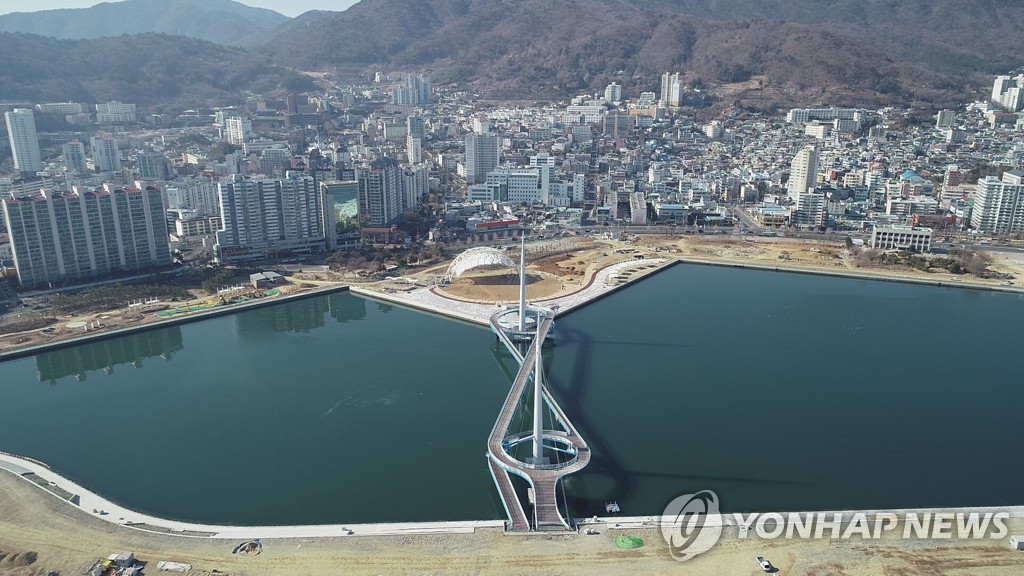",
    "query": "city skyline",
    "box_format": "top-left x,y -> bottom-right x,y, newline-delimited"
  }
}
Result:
0,0 -> 359,18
